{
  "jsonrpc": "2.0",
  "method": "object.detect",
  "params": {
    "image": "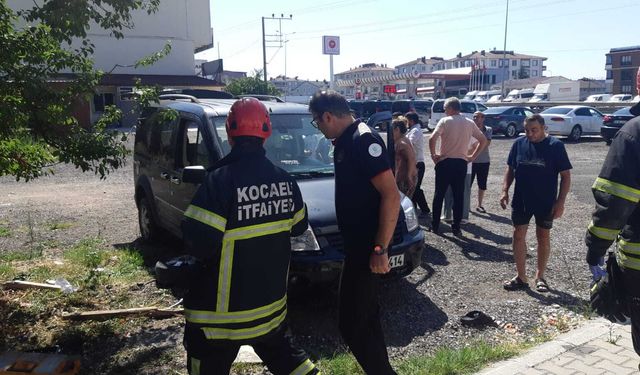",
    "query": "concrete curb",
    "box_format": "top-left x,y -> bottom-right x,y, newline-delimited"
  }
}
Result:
478,318 -> 618,374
